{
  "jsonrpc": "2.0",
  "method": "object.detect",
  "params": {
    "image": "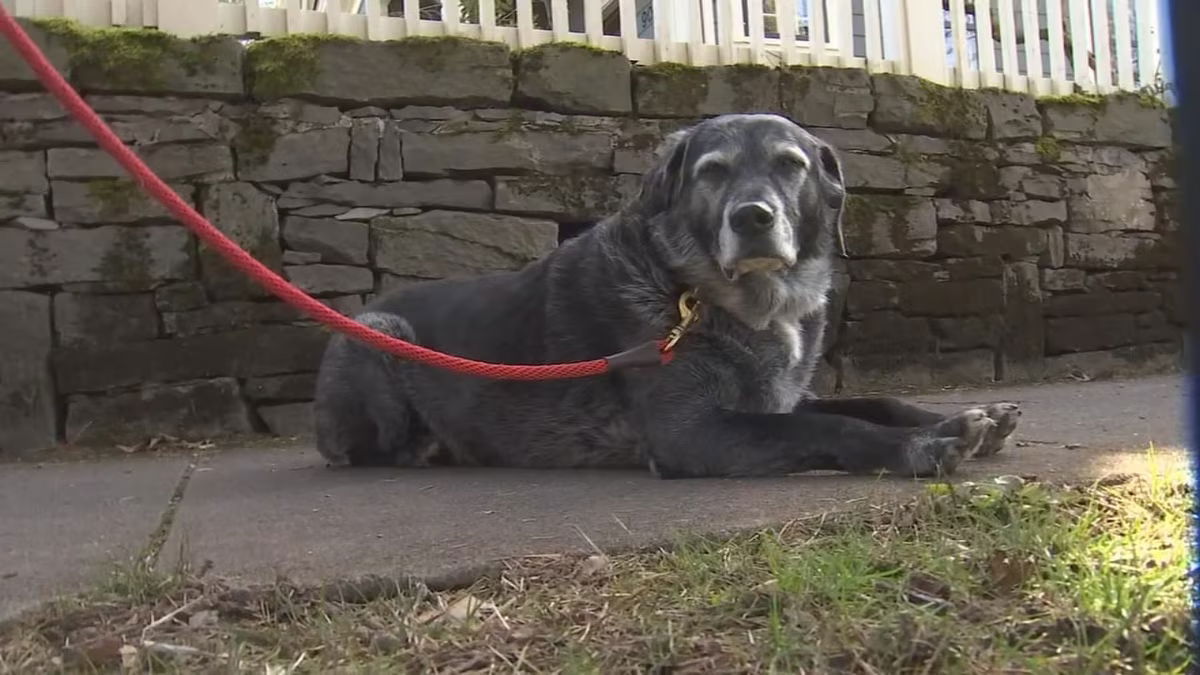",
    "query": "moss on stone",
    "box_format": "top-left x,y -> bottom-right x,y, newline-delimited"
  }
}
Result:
508,174 -> 618,215
914,79 -> 980,138
1040,89 -> 1167,111
892,141 -> 921,167
643,62 -> 704,77
943,142 -> 1002,199
232,115 -> 280,169
639,63 -> 707,115
97,227 -> 152,286
842,194 -> 876,226
517,41 -> 617,59
87,179 -> 140,218
246,33 -> 359,100
1038,92 -> 1106,107
1034,136 -> 1061,163
398,34 -> 506,72
33,18 -> 226,90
